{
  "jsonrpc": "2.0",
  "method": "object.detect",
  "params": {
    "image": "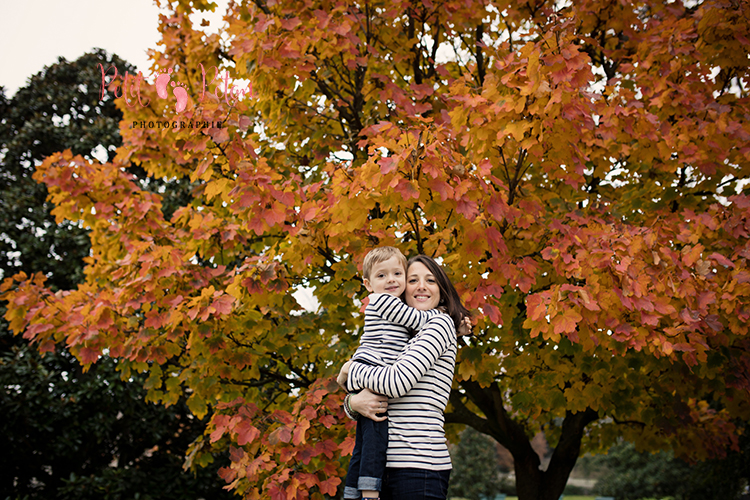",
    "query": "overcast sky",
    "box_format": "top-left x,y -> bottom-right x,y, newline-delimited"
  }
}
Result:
0,0 -> 226,97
